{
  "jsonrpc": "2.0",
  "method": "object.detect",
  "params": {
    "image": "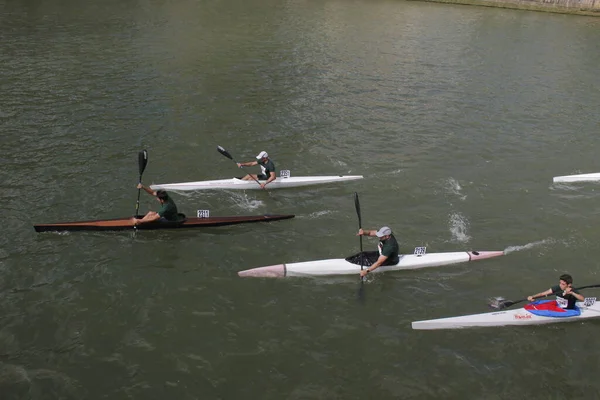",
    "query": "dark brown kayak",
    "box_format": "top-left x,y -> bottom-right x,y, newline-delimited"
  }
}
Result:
34,214 -> 295,232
